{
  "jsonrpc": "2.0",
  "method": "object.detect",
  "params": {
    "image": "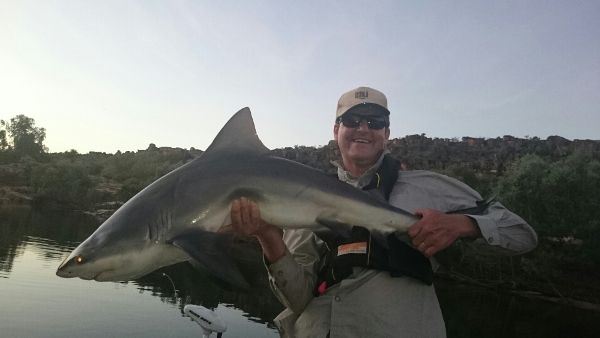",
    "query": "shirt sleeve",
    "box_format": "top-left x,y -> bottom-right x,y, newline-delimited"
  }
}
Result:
390,170 -> 538,255
466,200 -> 538,254
265,229 -> 327,314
